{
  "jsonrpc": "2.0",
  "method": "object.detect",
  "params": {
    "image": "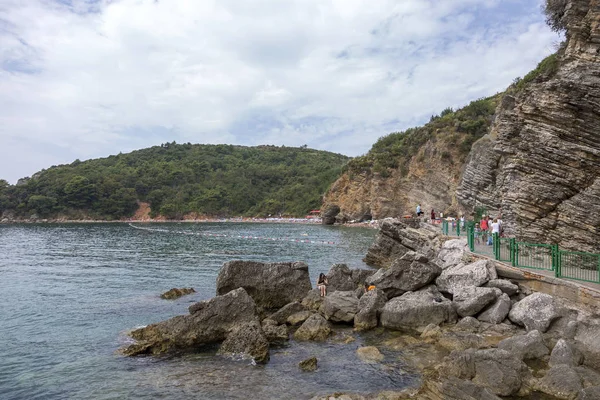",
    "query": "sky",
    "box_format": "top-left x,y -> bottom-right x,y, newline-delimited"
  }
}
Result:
0,0 -> 558,183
